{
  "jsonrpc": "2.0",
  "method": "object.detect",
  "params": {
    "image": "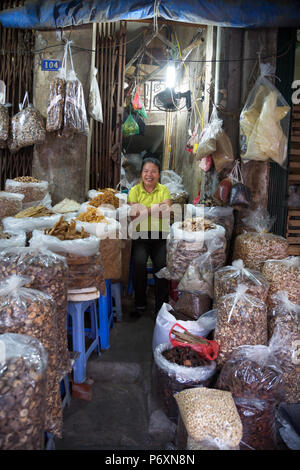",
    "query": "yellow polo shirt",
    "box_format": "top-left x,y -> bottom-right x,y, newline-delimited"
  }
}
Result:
128,182 -> 171,233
